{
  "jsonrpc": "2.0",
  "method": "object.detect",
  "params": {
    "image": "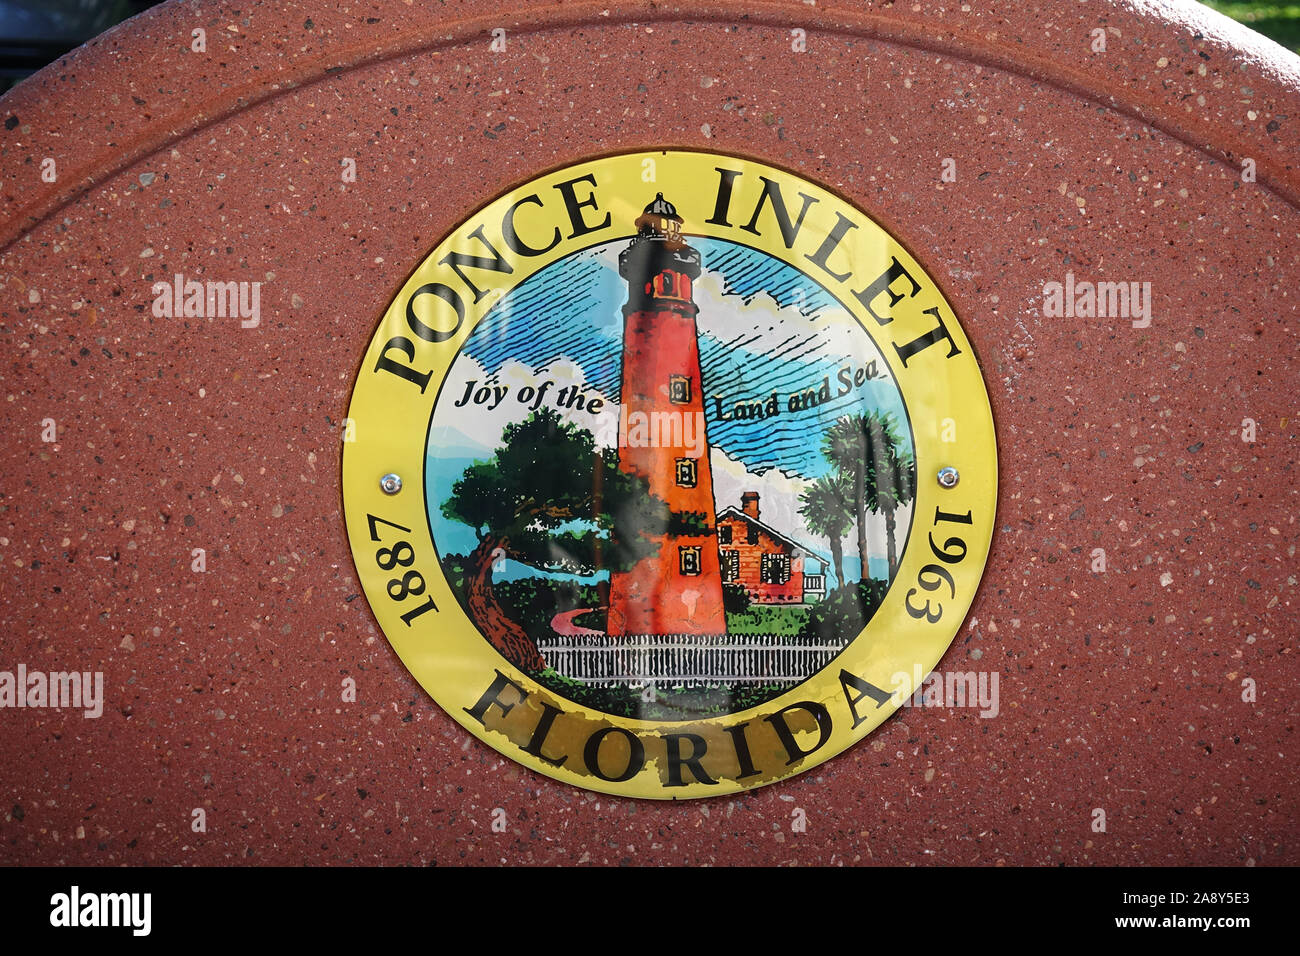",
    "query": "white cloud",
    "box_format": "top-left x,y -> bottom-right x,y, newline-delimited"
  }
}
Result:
429,353 -> 620,456
692,270 -> 888,372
